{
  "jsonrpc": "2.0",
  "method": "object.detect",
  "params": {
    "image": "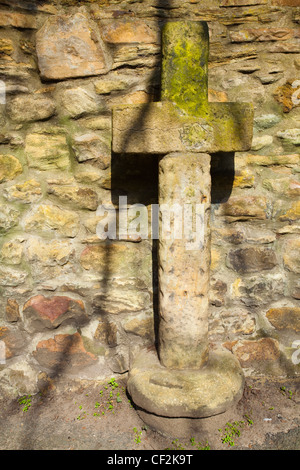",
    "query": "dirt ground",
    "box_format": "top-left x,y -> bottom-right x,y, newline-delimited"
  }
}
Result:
0,374 -> 299,451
